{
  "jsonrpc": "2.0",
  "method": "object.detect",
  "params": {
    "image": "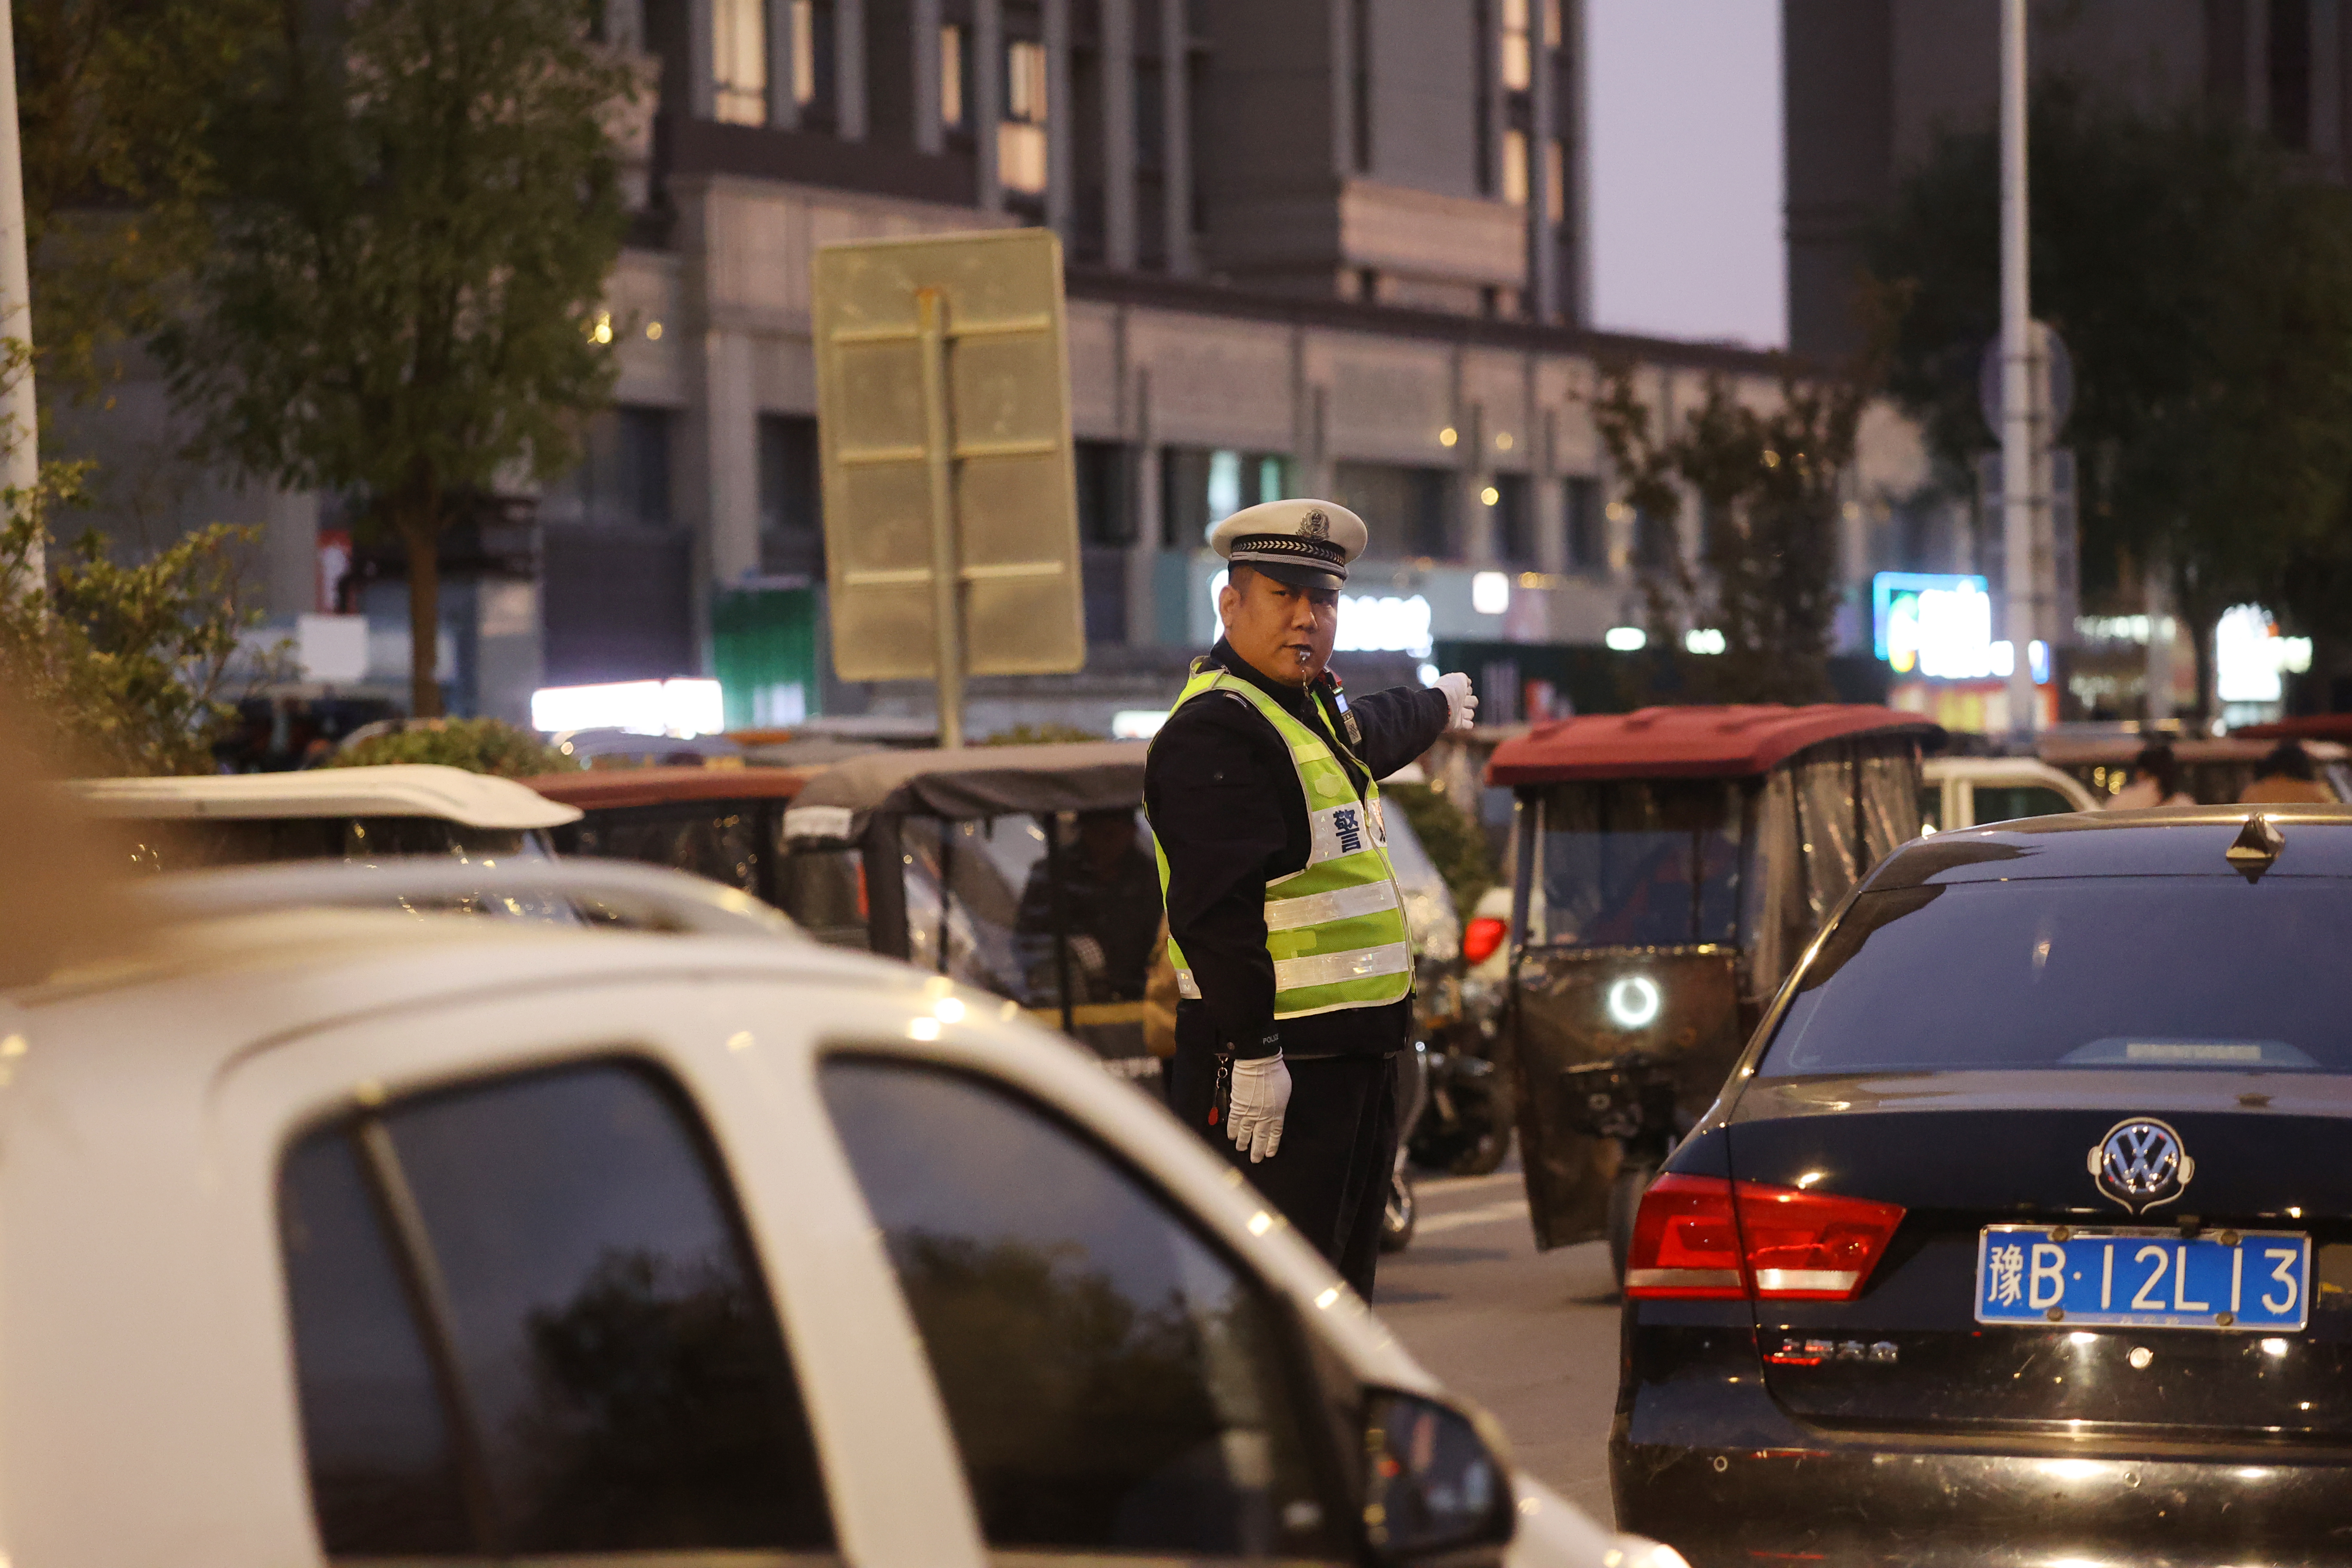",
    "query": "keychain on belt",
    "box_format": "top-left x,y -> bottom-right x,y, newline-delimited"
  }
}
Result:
1209,1049 -> 1234,1128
